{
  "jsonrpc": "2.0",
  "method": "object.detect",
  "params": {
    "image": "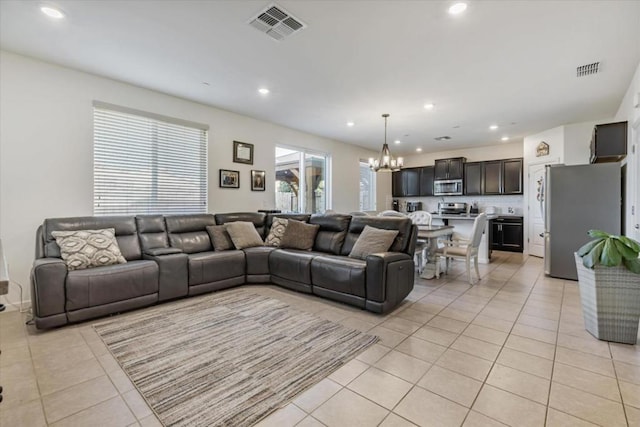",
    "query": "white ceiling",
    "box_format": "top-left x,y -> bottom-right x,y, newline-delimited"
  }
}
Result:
1,1 -> 639,154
